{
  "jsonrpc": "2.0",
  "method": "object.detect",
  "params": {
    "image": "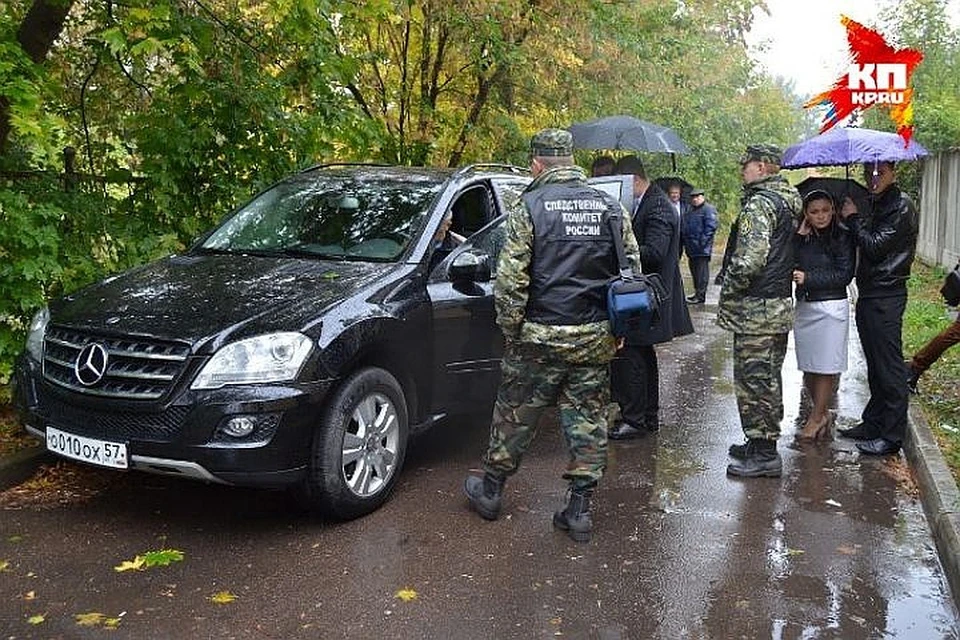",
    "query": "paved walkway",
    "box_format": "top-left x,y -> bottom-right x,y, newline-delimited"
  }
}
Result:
1,281 -> 959,638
